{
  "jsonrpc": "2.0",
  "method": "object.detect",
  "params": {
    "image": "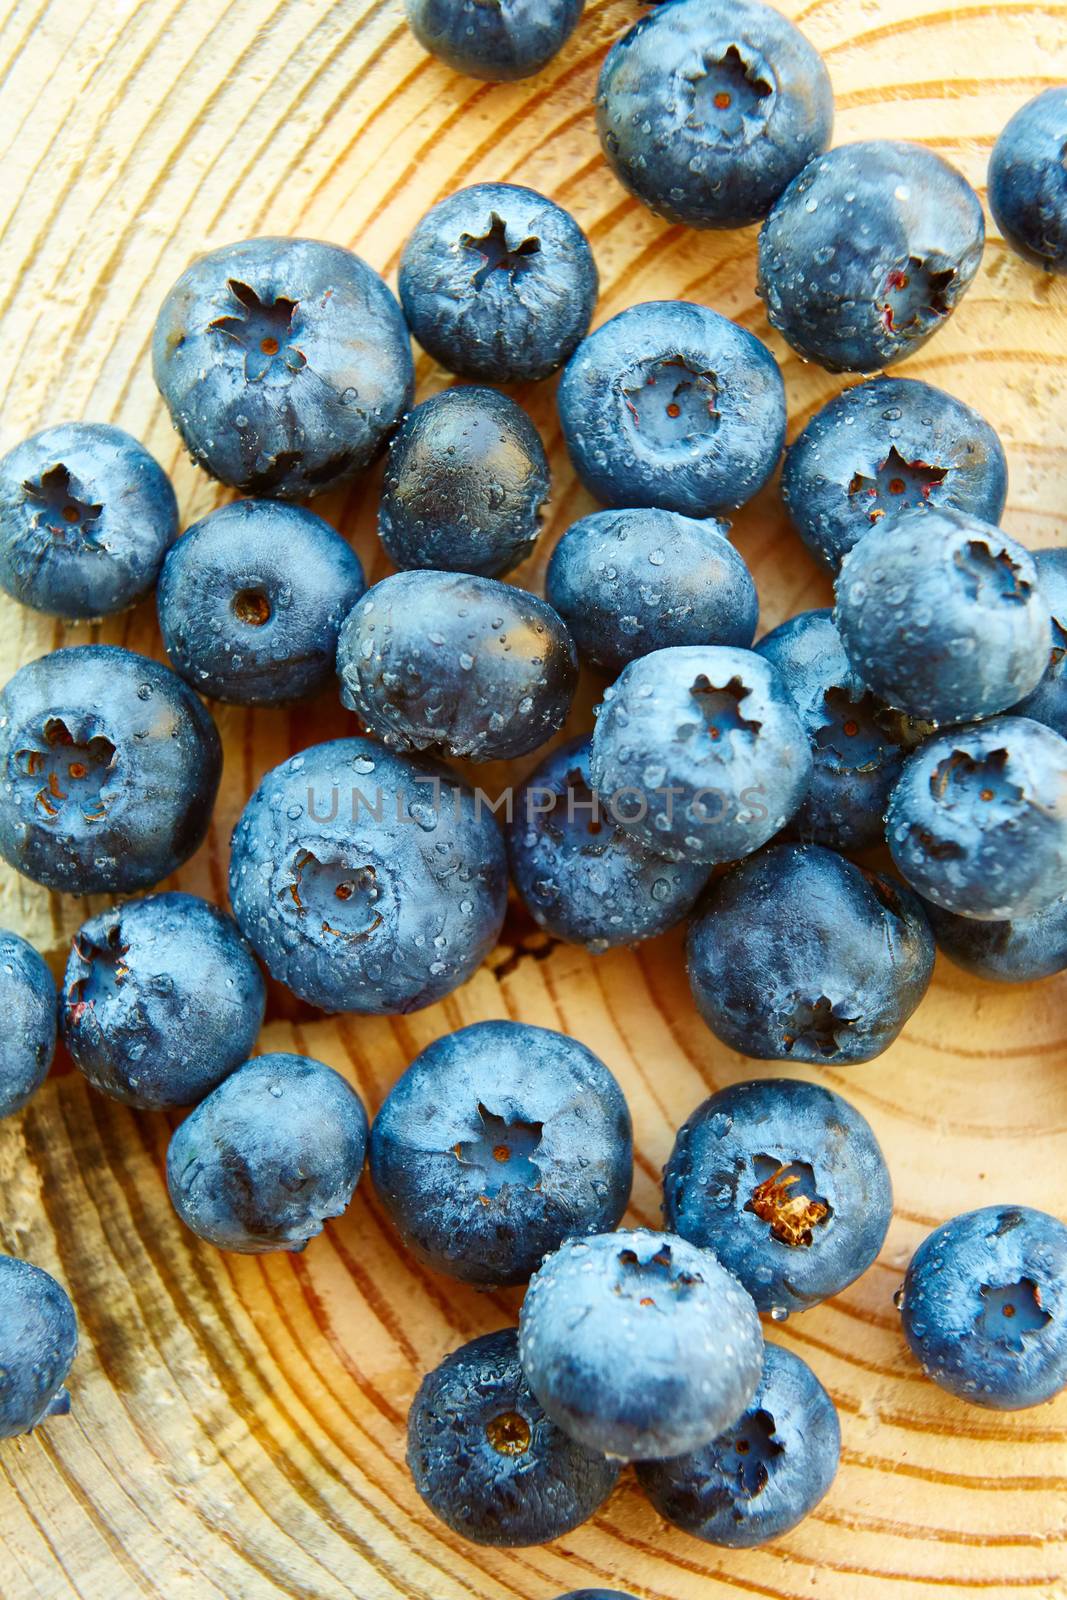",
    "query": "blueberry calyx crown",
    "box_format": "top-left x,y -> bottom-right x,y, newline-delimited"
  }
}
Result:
210,279 -> 307,382
22,463 -> 103,546
458,213 -> 541,291
745,1155 -> 832,1248
454,1103 -> 544,1198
